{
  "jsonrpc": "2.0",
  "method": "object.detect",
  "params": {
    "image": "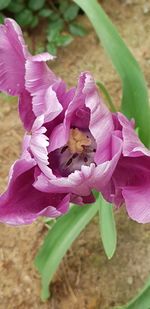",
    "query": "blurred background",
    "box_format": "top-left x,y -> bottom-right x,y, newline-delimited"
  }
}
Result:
0,0 -> 150,308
